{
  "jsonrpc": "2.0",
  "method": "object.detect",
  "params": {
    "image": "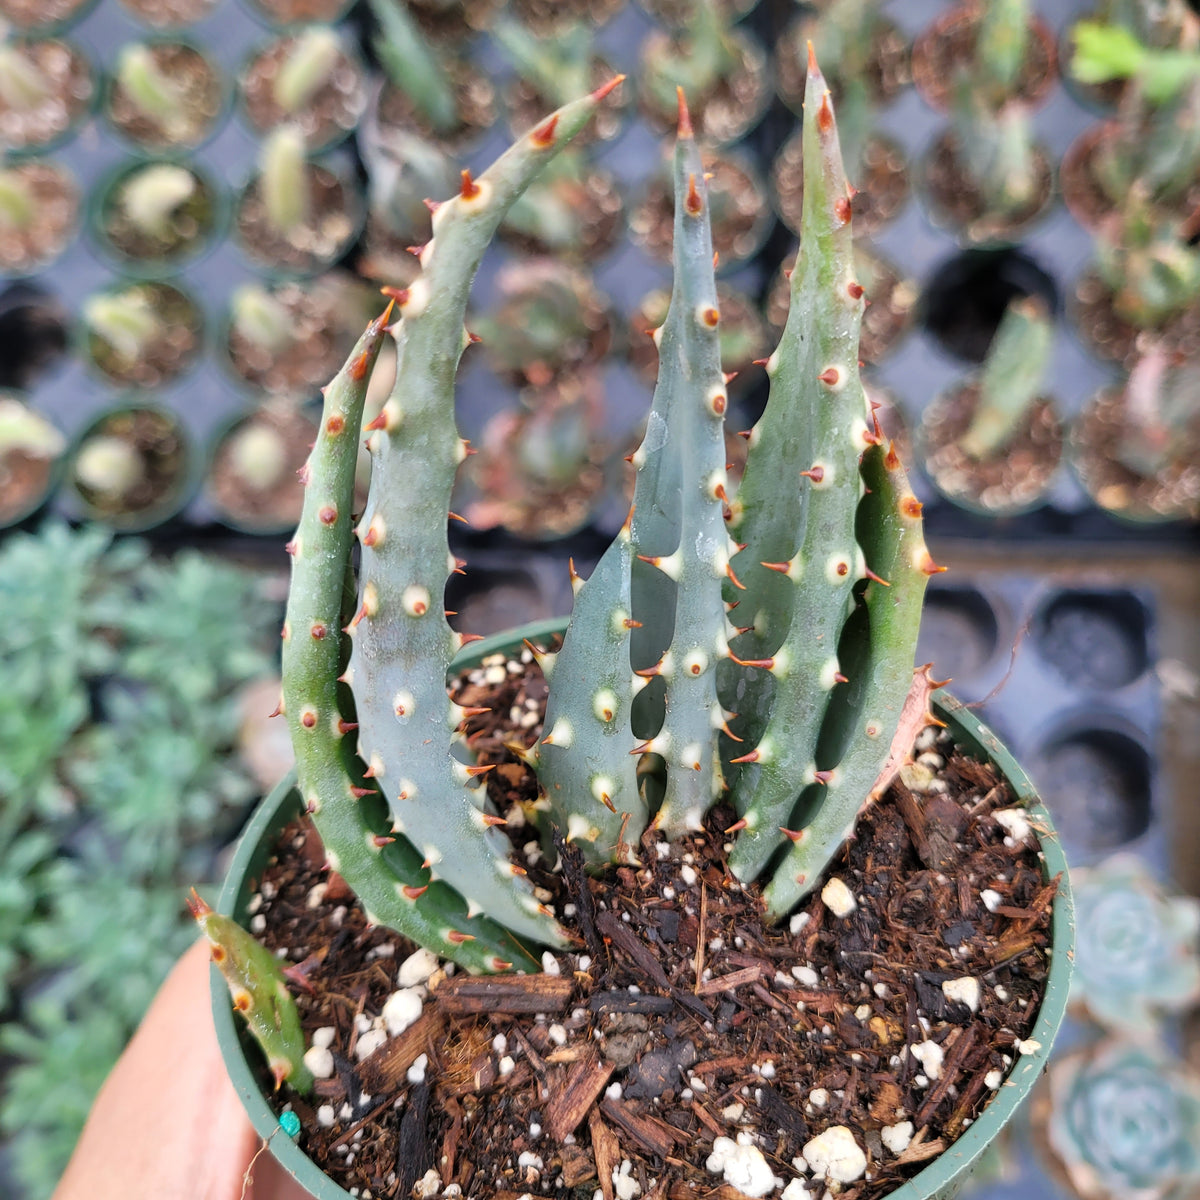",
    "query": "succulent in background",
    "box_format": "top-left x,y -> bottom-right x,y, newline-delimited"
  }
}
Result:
1071,17 -> 1200,103
474,258 -> 614,386
918,296 -> 1063,516
359,120 -> 458,247
459,371 -> 614,540
0,34 -> 94,152
1093,189 -> 1200,330
638,0 -> 770,144
82,281 -> 203,389
109,40 -> 224,150
99,160 -> 219,268
1038,1040 -> 1200,1200
260,124 -> 310,237
1070,855 -> 1200,1032
0,395 -> 64,526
